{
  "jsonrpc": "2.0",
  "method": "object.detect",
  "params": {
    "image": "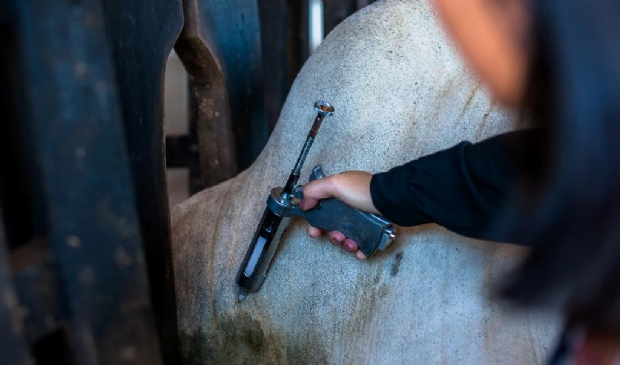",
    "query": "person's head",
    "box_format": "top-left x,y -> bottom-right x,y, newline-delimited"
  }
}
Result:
434,0 -> 620,333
